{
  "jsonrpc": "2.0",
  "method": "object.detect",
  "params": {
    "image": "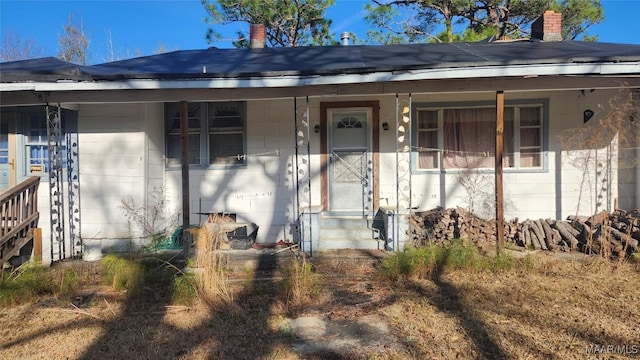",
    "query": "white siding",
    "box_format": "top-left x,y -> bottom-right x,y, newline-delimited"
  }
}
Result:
164,99 -> 299,243
78,103 -> 148,251
32,88 -> 633,260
